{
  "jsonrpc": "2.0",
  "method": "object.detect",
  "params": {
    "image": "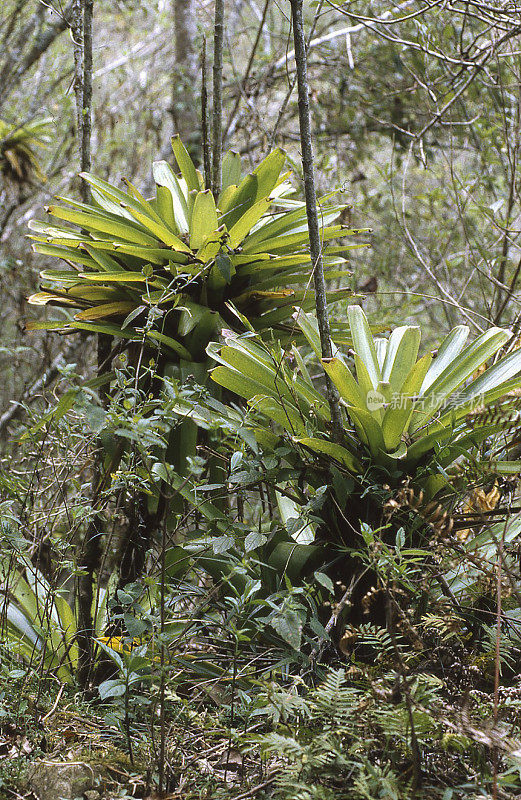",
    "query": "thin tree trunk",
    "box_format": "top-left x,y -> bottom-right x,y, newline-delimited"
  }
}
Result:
77,334 -> 111,688
81,0 -> 93,192
289,0 -> 344,441
71,0 -> 84,152
72,0 -> 105,690
212,0 -> 224,196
